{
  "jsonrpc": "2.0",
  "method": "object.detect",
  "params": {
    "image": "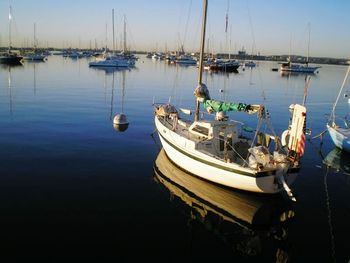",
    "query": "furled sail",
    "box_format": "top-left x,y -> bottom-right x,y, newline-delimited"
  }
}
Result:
203,99 -> 262,114
193,83 -> 261,114
203,99 -> 249,113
